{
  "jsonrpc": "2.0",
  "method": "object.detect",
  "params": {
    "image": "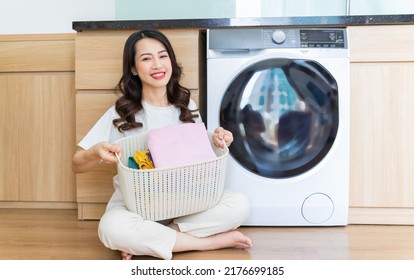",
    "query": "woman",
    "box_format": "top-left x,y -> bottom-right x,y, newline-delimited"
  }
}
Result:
72,29 -> 252,260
